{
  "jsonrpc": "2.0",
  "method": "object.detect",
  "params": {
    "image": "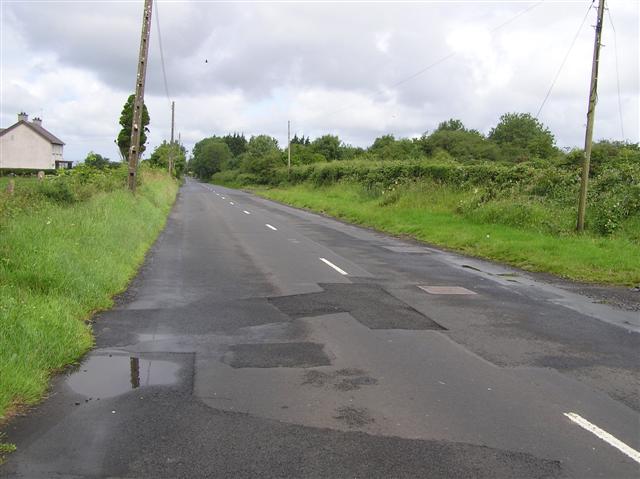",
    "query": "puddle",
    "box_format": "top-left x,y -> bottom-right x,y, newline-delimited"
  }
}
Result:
66,350 -> 180,398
